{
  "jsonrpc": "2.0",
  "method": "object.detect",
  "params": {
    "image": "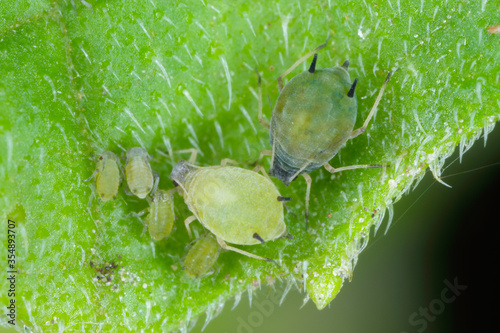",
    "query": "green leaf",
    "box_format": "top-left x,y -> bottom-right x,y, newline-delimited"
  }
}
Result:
1,0 -> 499,331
